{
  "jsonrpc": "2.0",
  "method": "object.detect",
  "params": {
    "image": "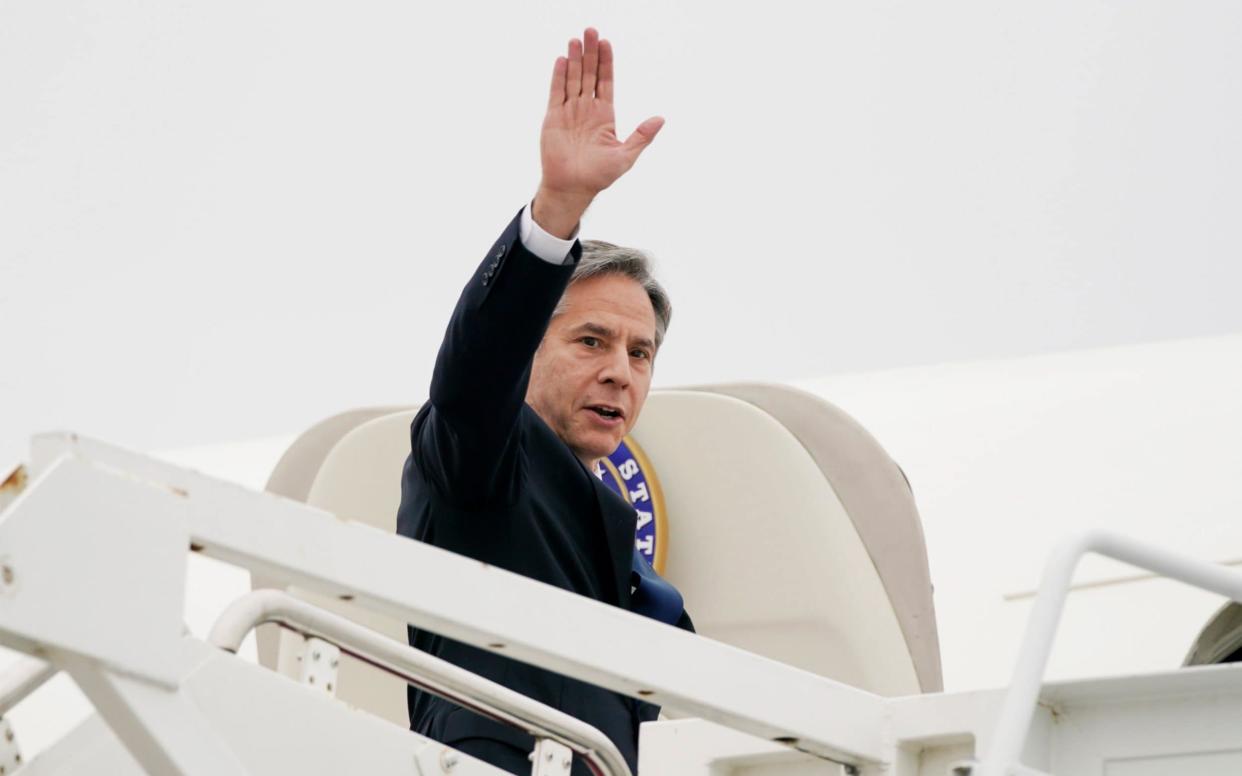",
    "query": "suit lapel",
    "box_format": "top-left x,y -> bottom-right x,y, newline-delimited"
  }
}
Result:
589,473 -> 636,608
